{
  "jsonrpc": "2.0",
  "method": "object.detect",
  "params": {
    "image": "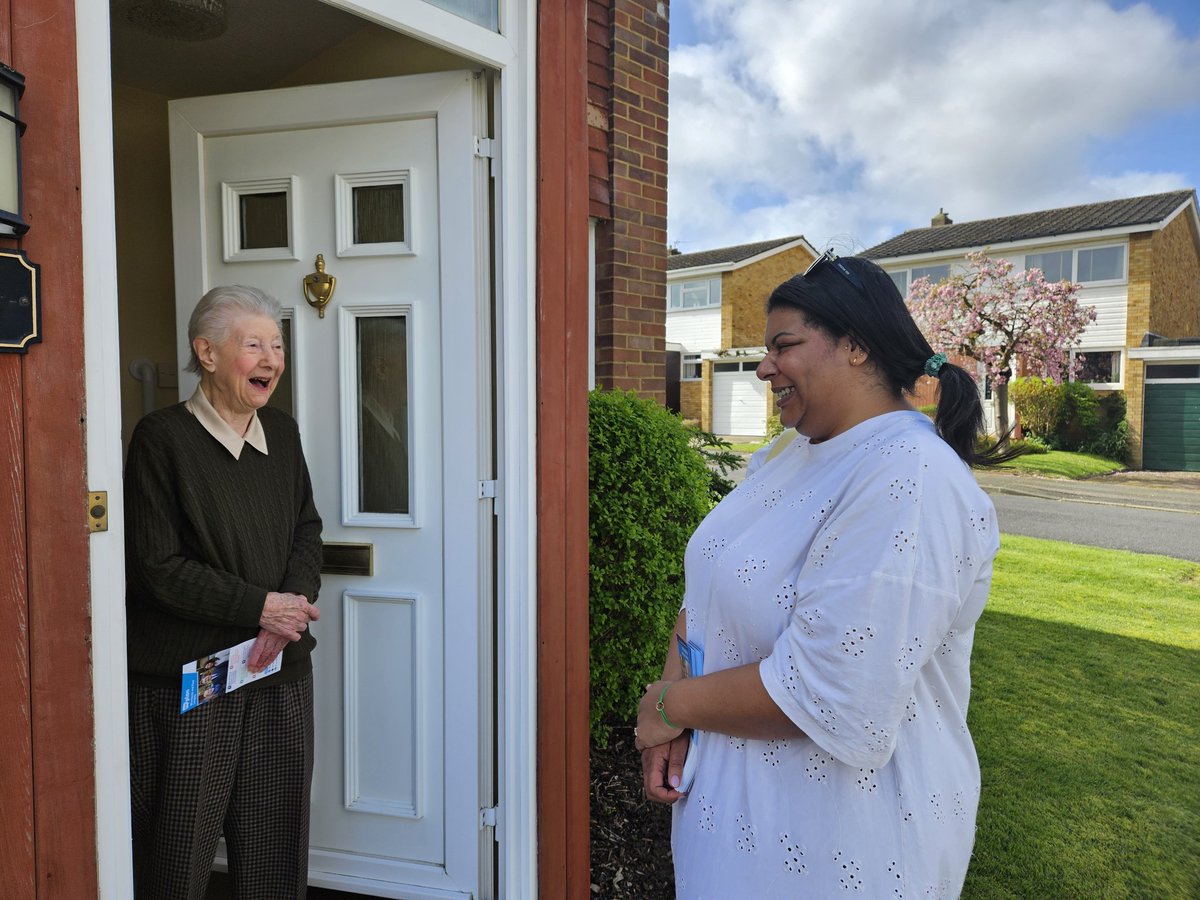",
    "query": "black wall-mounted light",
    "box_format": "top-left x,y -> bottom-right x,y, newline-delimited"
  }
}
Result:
0,64 -> 27,236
